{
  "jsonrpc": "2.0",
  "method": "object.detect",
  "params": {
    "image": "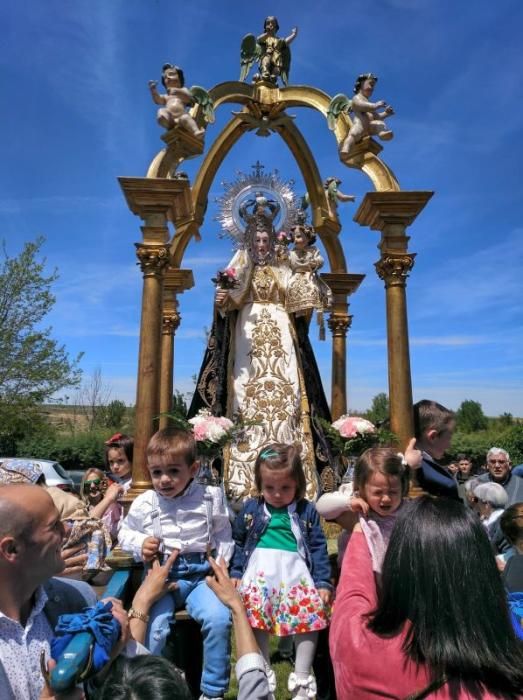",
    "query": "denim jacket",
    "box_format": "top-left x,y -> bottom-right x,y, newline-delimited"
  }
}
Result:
230,497 -> 333,591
